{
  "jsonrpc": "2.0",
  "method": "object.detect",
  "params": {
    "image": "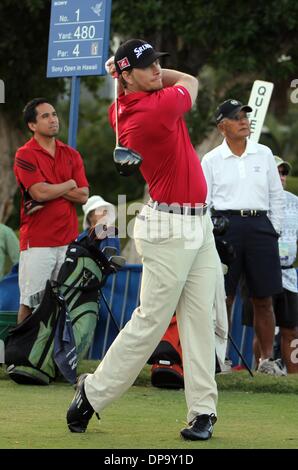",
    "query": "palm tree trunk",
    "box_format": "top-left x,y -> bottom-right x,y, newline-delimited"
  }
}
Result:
0,112 -> 22,222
